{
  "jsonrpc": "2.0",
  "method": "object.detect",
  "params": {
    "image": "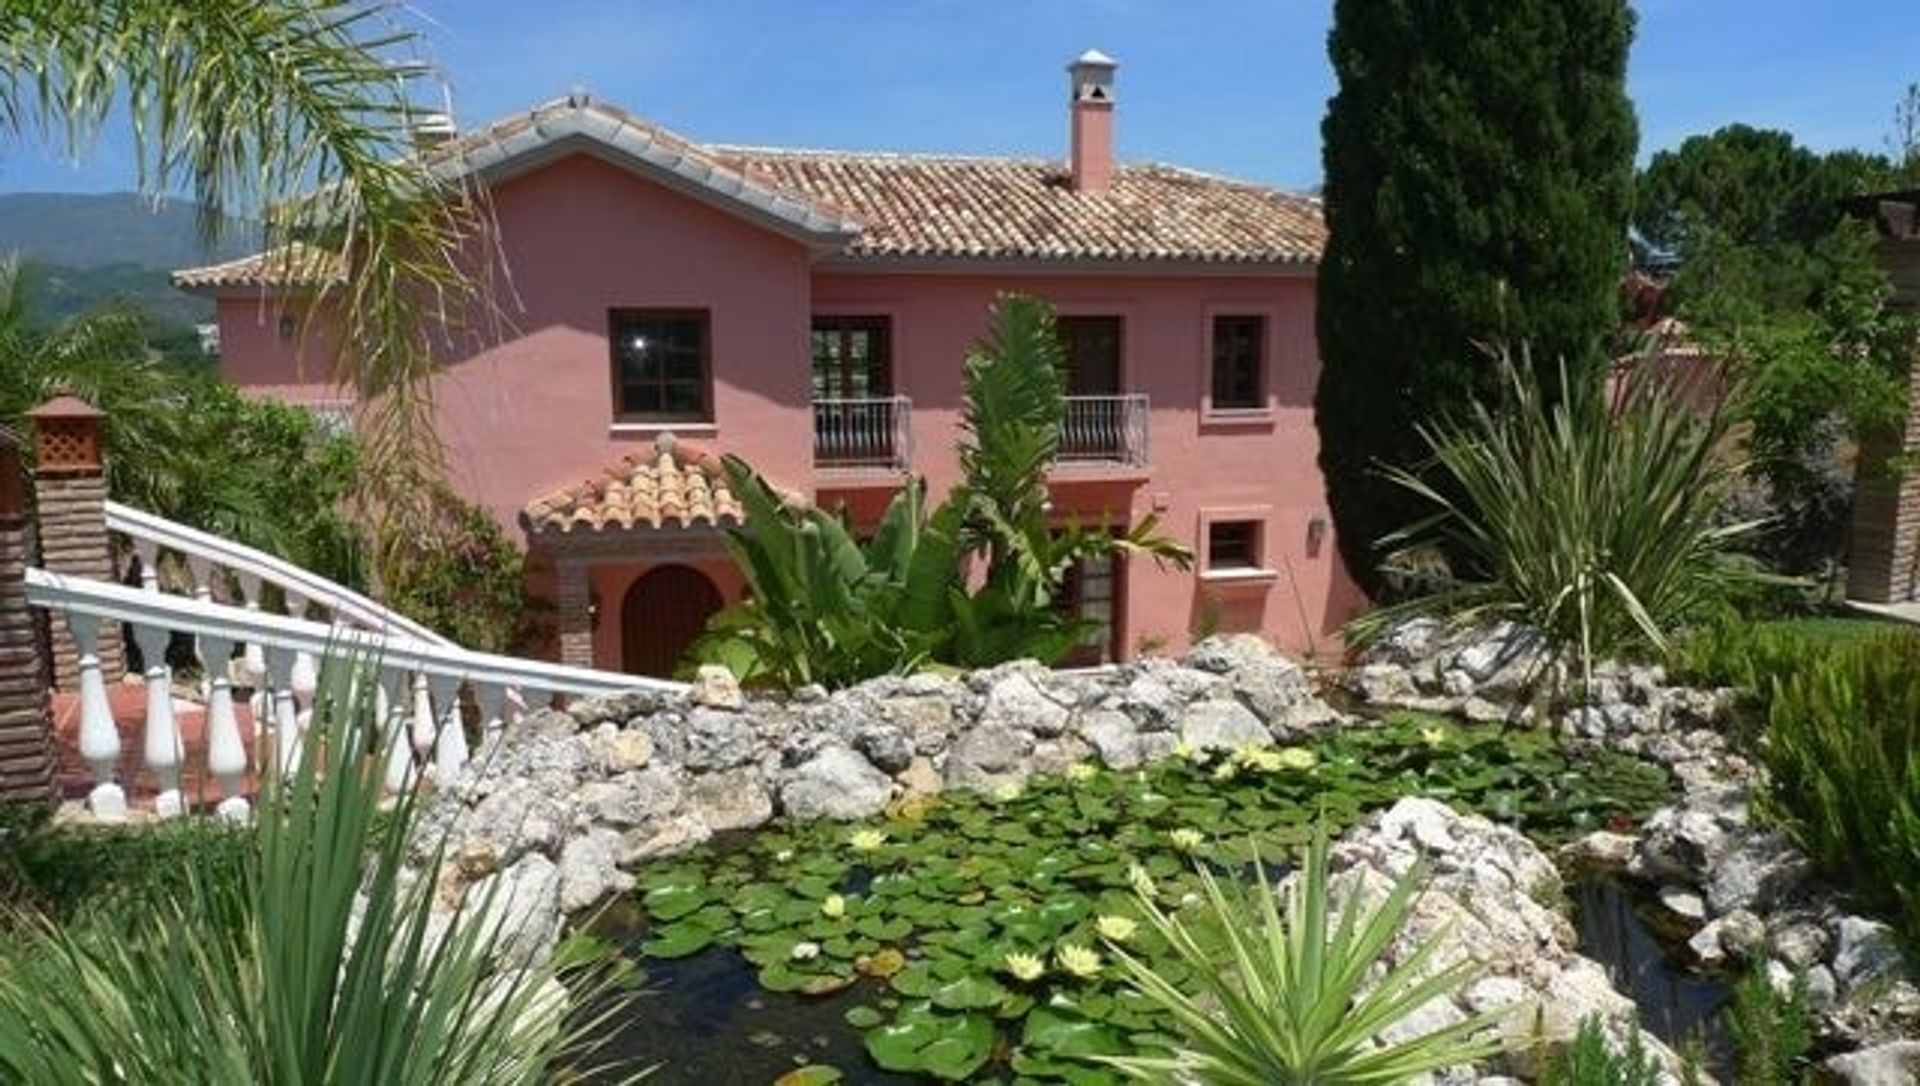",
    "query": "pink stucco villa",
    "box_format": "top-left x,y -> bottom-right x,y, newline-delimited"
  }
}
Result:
175,51 -> 1365,677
